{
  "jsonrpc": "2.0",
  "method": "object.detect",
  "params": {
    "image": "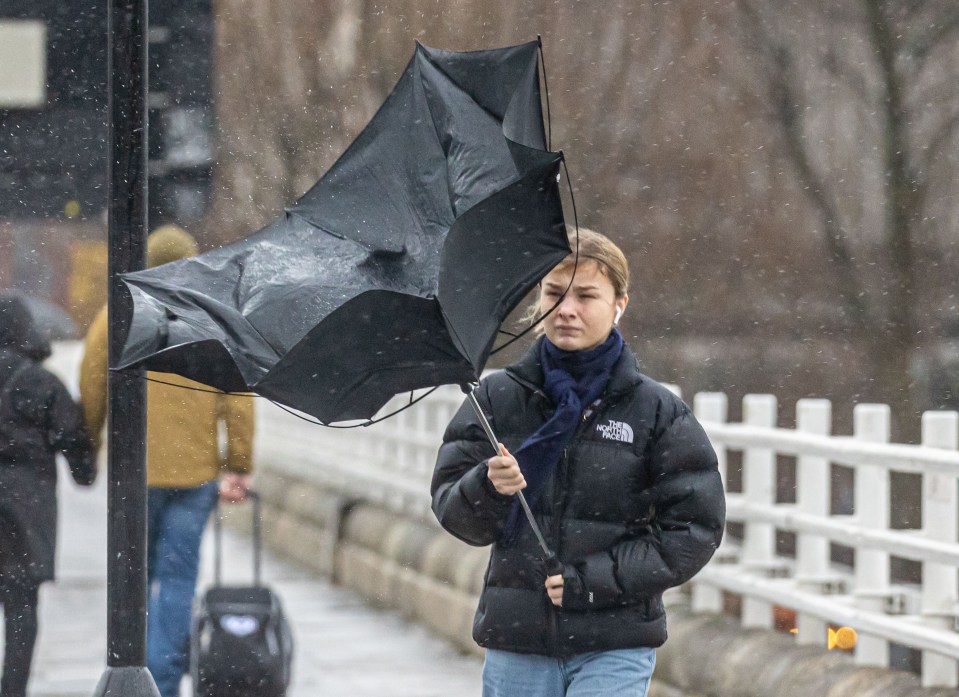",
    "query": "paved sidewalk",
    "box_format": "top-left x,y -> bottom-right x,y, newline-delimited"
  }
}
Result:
7,470 -> 482,697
